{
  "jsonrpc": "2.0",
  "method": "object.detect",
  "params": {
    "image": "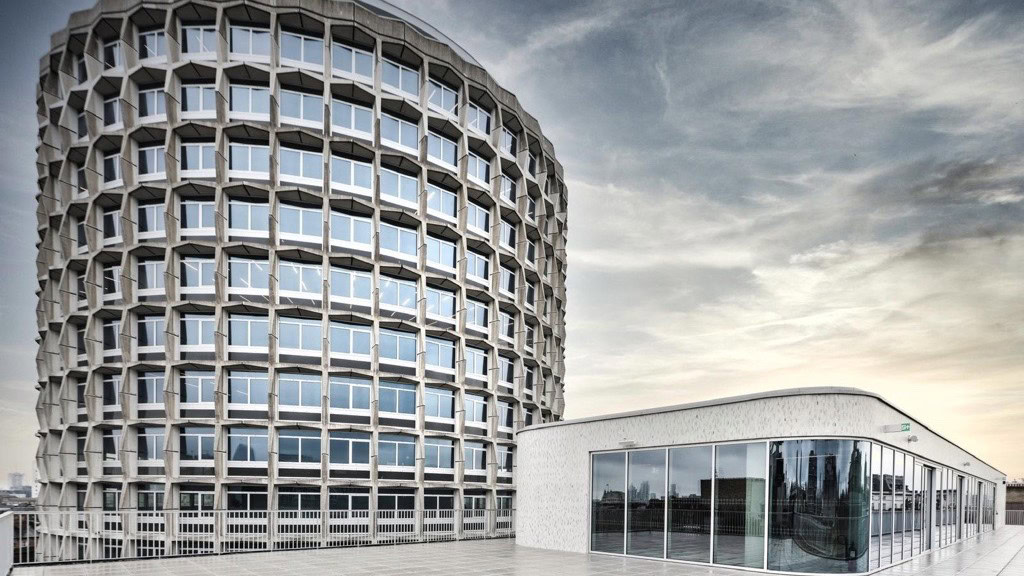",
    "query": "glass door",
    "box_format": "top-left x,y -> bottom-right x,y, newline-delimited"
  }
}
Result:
922,467 -> 933,552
